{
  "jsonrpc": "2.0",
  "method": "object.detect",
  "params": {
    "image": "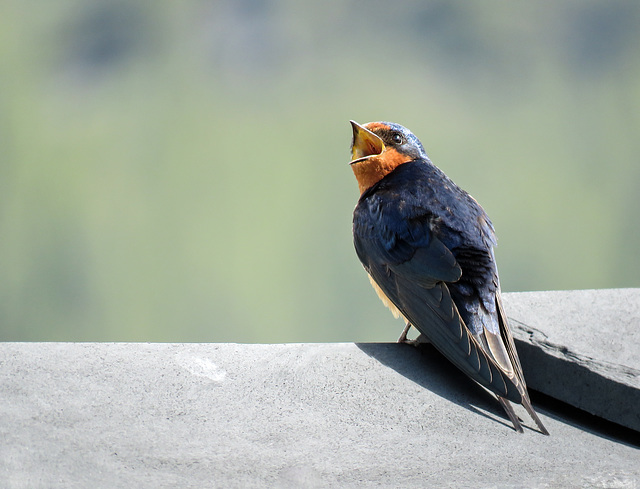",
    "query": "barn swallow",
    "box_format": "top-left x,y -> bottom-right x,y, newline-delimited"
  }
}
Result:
349,120 -> 548,435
